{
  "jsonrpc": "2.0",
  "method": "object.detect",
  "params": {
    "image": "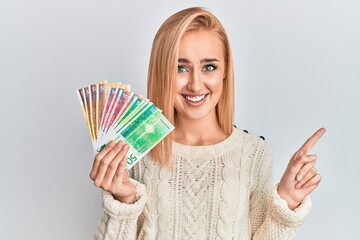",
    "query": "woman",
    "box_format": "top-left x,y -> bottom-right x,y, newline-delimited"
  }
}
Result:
90,7 -> 325,239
